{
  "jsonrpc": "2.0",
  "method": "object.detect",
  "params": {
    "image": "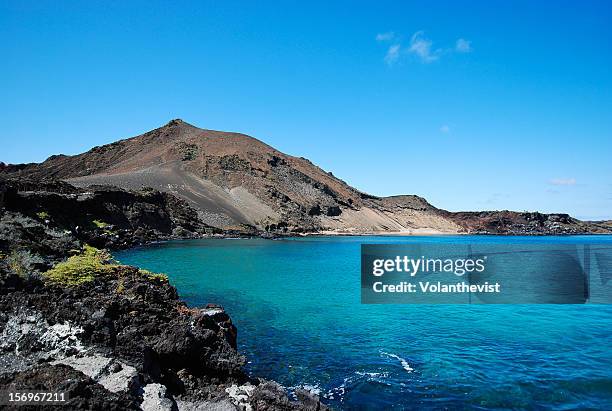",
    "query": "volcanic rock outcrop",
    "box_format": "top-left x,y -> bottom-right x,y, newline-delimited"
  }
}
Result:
0,264 -> 327,410
0,178 -> 327,410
